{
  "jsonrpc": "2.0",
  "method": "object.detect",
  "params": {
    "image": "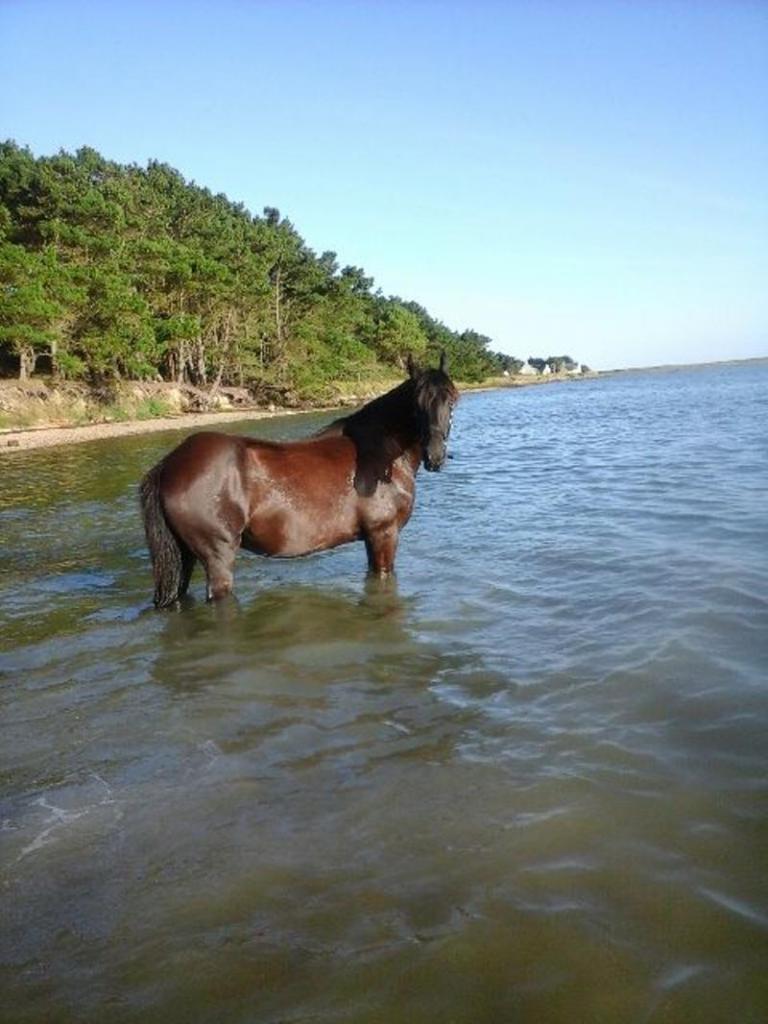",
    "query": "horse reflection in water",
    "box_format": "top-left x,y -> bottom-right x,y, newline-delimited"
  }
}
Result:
140,356 -> 458,607
151,580 -> 410,691
147,581 -> 476,791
